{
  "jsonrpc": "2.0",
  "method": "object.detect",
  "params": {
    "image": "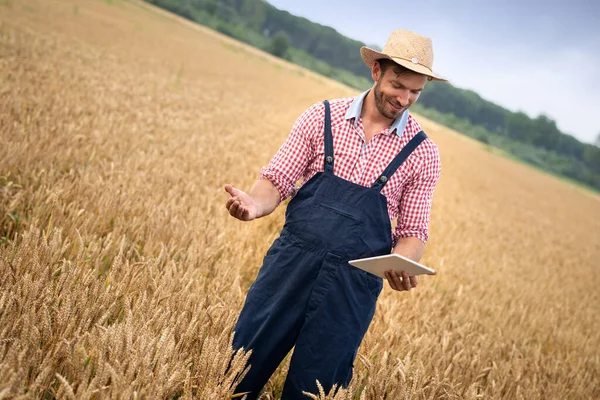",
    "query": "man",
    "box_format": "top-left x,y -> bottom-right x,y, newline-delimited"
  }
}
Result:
224,29 -> 446,399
